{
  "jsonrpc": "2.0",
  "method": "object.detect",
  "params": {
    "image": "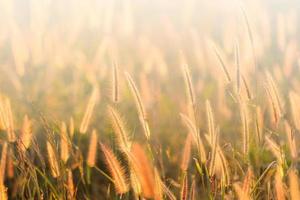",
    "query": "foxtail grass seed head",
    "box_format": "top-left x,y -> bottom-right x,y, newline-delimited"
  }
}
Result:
180,134 -> 192,171
47,141 -> 60,178
18,115 -> 33,152
100,143 -> 129,194
130,143 -> 155,198
275,166 -> 285,200
289,91 -> 300,130
0,143 -> 7,184
242,167 -> 253,195
180,113 -> 206,163
218,146 -> 230,186
79,88 -> 100,134
0,183 -> 7,200
211,42 -> 231,83
130,169 -> 142,198
125,72 -> 150,140
87,129 -> 98,167
265,136 -> 283,165
7,148 -> 14,179
154,168 -> 163,200
0,104 -> 6,131
235,41 -> 241,94
255,107 -> 263,145
182,64 -> 197,124
60,122 -> 69,163
67,169 -> 75,200
69,117 -> 75,138
190,178 -> 196,200
206,100 -> 215,144
233,182 -> 250,200
208,128 -> 219,177
239,102 -> 249,155
289,168 -> 300,200
265,72 -> 283,125
125,72 -> 146,119
285,121 -> 297,160
112,61 -> 120,103
180,173 -> 188,200
242,75 -> 252,100
2,98 -> 16,142
108,106 -> 130,152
